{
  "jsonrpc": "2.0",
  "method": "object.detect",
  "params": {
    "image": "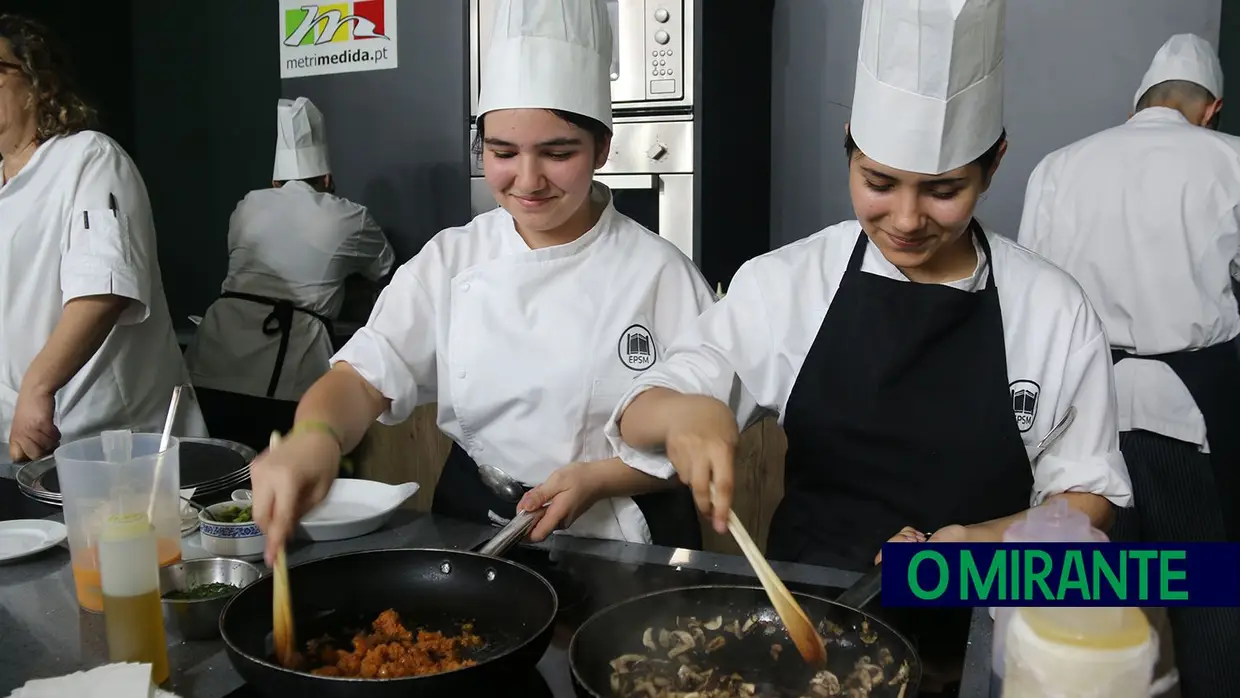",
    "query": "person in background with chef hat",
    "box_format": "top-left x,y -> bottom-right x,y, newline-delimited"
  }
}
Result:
608,0 -> 1132,692
185,97 -> 394,406
249,0 -> 714,563
1017,32 -> 1239,696
0,14 -> 206,463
